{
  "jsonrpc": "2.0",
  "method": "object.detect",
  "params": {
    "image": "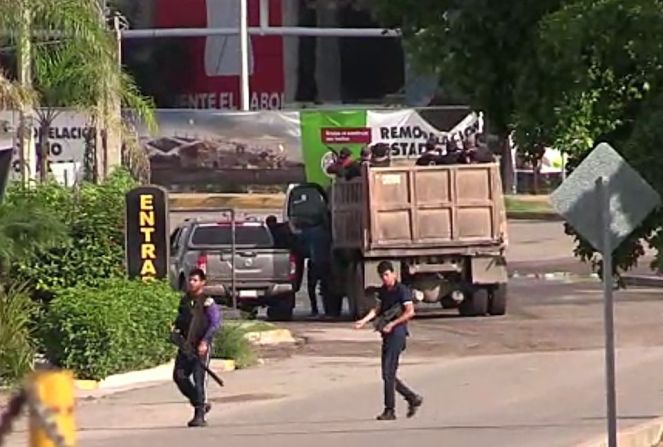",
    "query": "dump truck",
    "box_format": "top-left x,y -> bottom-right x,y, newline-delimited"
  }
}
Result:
284,161 -> 509,319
